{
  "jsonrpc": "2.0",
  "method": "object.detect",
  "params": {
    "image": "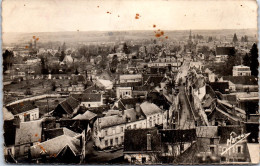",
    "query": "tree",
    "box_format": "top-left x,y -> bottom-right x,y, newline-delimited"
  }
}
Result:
59,51 -> 65,62
110,54 -> 118,73
242,53 -> 250,66
233,33 -> 238,43
51,82 -> 56,91
3,50 -> 14,72
250,43 -> 259,76
62,42 -> 66,52
241,36 -> 244,42
123,43 -> 130,54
